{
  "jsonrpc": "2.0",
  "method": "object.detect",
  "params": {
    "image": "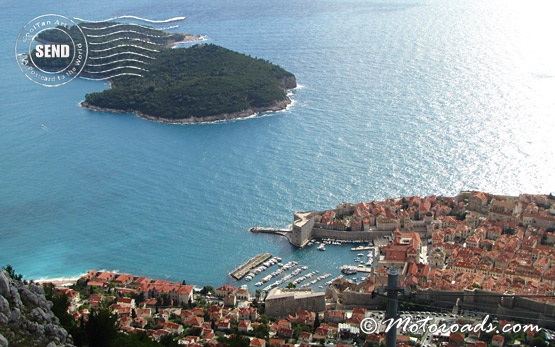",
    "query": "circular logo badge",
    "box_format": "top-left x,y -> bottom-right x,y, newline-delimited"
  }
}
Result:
15,14 -> 88,87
